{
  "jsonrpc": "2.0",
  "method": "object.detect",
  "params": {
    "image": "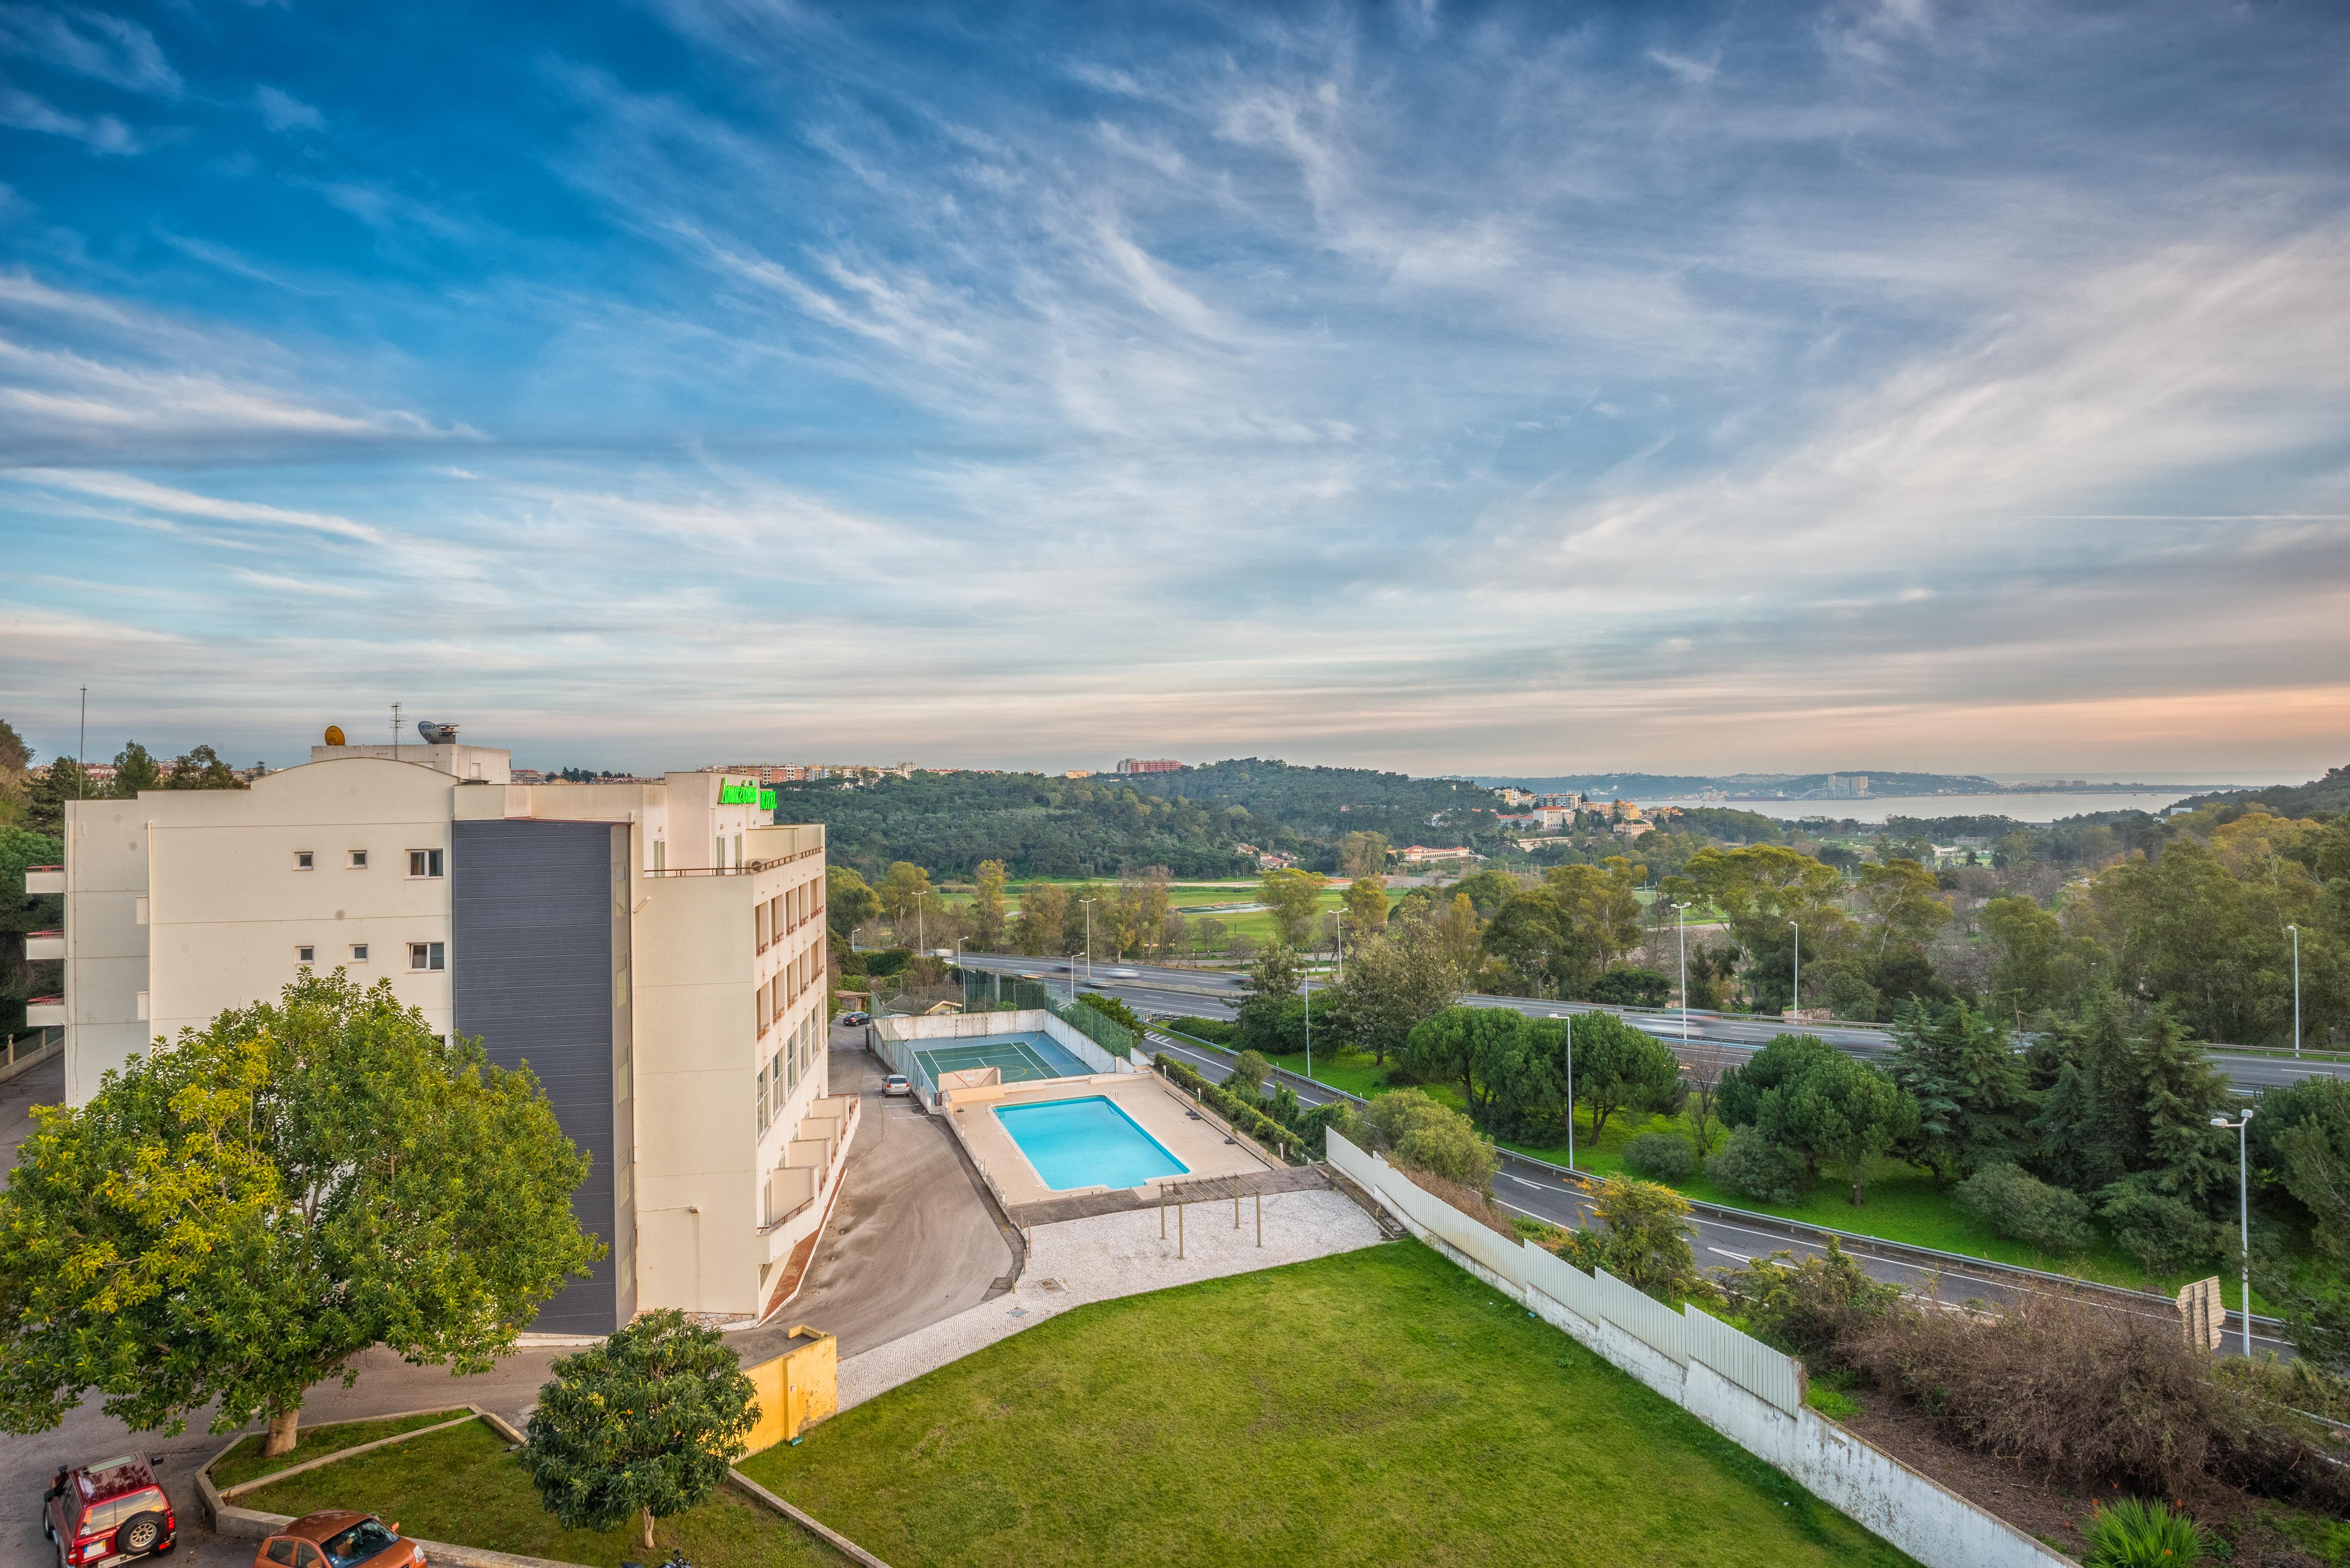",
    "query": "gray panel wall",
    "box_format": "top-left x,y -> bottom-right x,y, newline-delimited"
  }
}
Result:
452,819 -> 631,1335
